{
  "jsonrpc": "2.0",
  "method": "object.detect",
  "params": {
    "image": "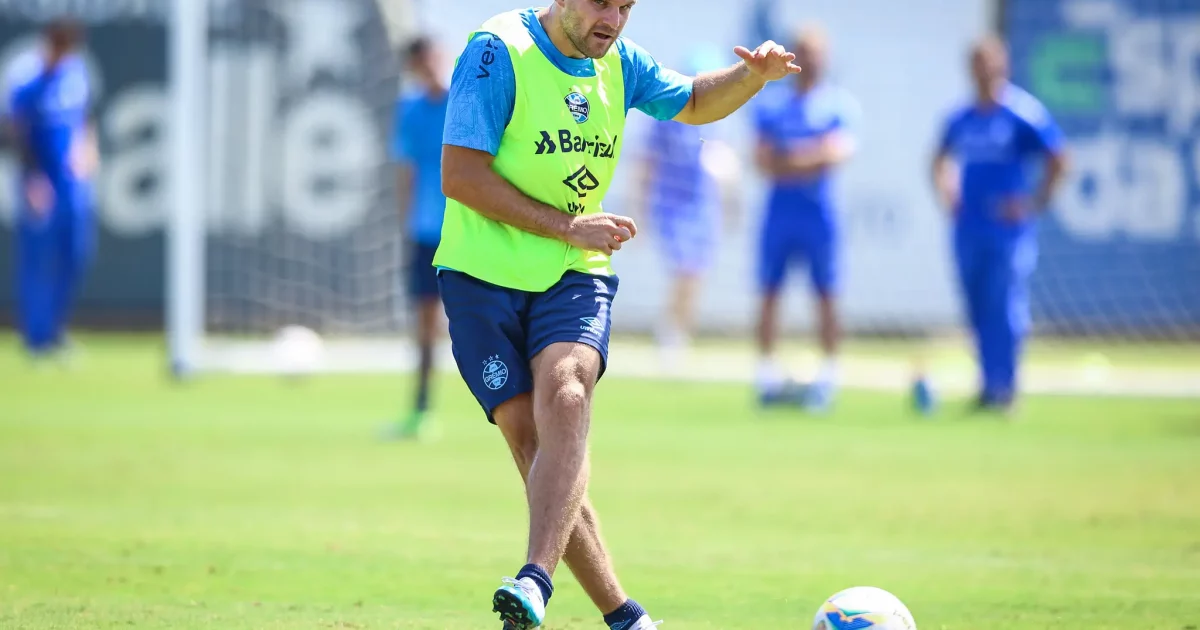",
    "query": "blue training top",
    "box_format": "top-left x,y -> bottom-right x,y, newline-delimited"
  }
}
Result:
7,53 -> 90,188
938,83 -> 1065,233
753,80 -> 860,221
392,87 -> 450,245
442,8 -> 695,157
